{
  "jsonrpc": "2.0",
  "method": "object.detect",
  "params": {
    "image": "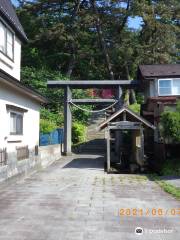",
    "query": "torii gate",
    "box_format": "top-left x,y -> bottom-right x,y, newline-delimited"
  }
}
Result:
47,80 -> 138,155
